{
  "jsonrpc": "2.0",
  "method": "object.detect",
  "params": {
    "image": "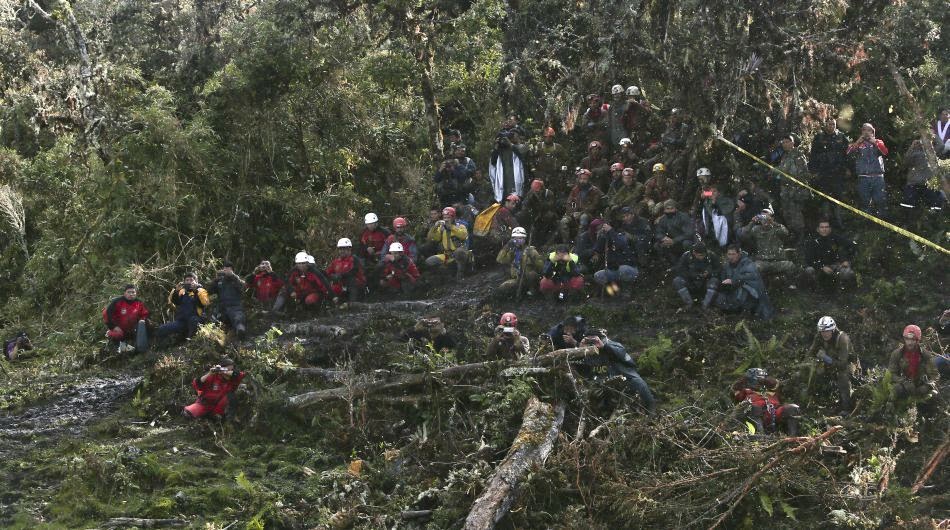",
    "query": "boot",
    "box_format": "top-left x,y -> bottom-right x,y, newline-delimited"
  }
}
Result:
677,287 -> 694,307
456,261 -> 464,281
786,416 -> 800,437
702,288 -> 717,310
